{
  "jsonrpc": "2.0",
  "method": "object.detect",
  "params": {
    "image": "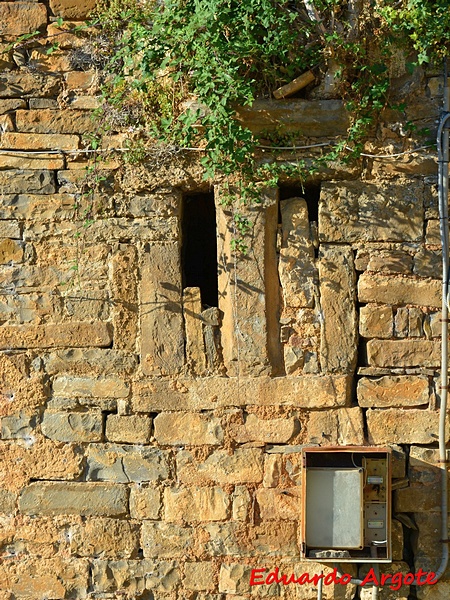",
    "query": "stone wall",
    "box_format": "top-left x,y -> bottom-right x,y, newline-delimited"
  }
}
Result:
0,2 -> 448,599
